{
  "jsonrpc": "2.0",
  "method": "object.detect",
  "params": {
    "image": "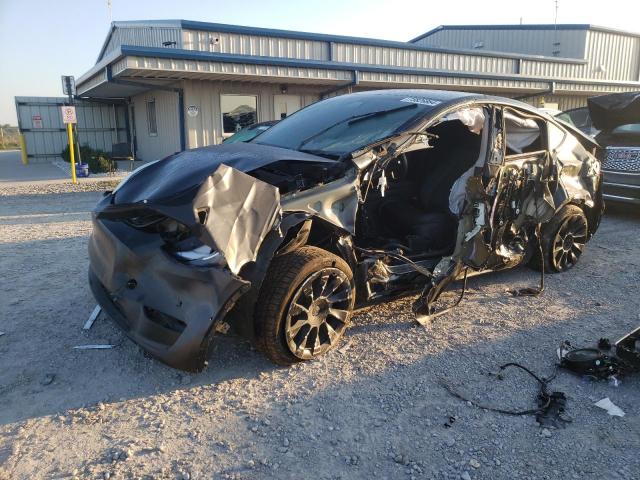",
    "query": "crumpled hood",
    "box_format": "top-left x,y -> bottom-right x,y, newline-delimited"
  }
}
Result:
588,91 -> 640,133
113,142 -> 333,205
